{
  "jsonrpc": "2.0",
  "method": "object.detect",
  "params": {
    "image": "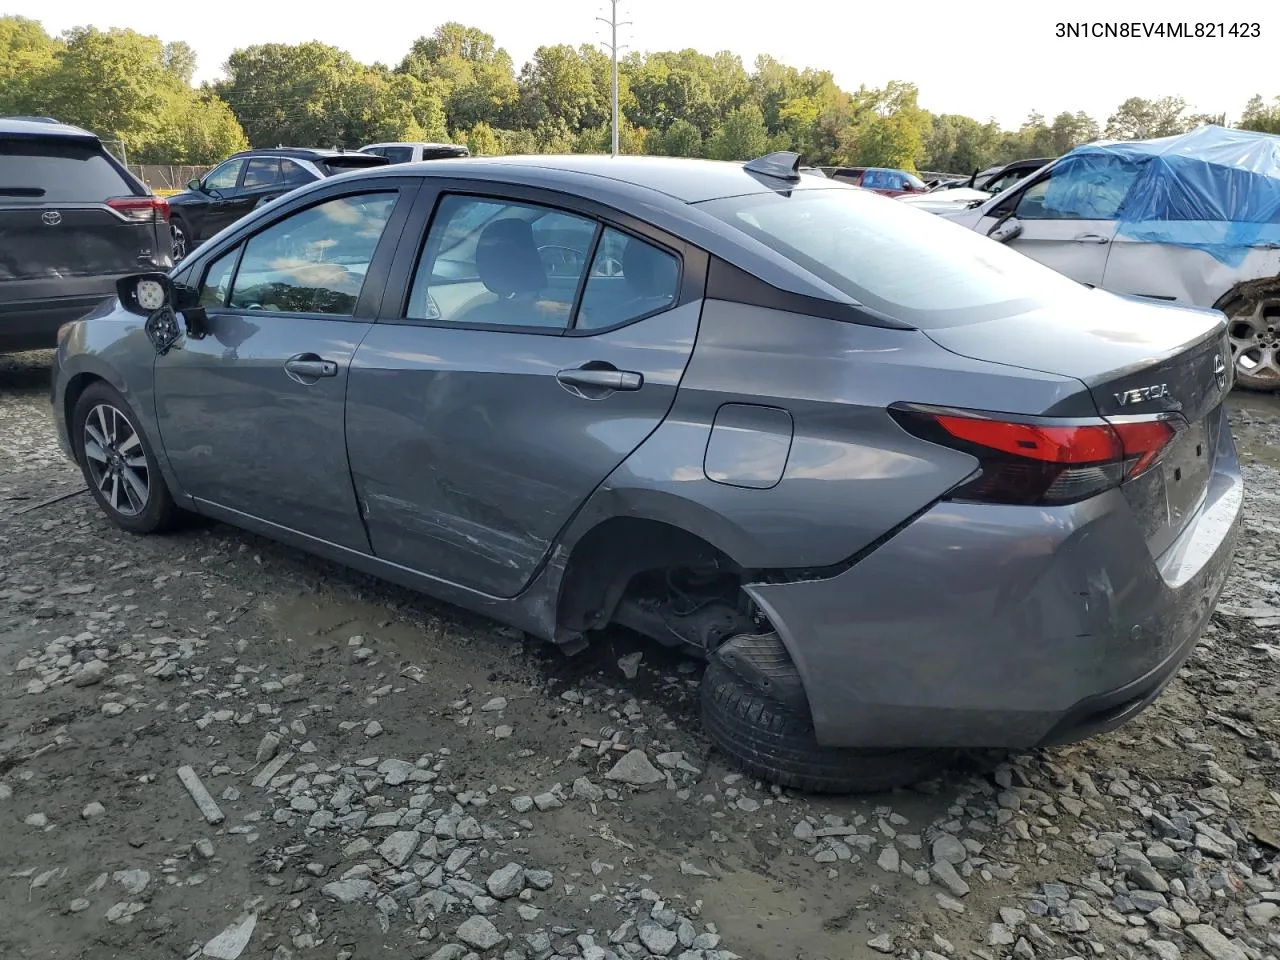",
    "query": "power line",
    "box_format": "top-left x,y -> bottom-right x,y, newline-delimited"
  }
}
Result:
595,0 -> 632,156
